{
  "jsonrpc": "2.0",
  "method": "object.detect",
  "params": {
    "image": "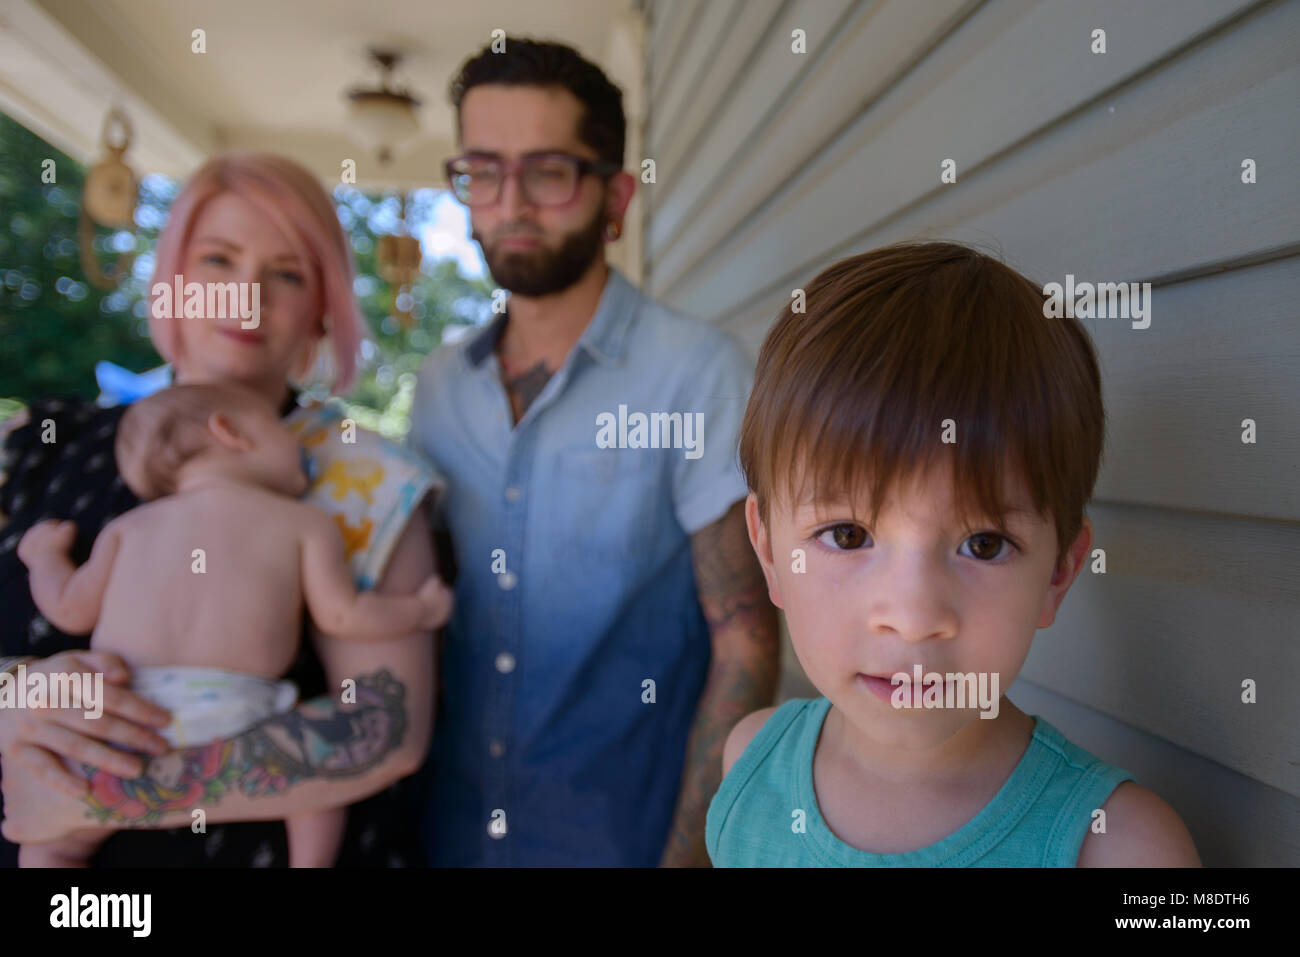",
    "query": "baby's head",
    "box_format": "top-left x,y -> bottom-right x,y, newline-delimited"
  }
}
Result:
740,241 -> 1103,748
116,383 -> 308,501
